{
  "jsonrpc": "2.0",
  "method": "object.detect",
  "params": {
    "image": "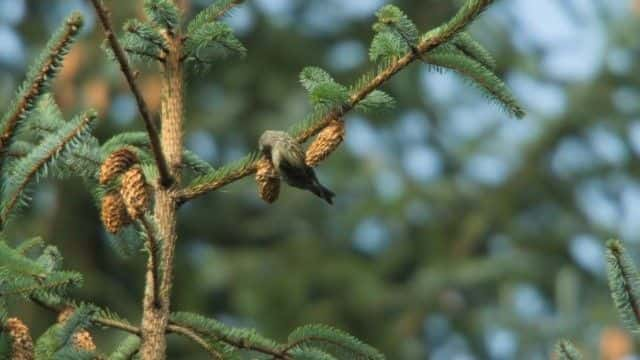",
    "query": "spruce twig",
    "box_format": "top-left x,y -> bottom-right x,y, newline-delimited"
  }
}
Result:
0,13 -> 83,175
175,0 -> 496,203
89,0 -> 173,187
